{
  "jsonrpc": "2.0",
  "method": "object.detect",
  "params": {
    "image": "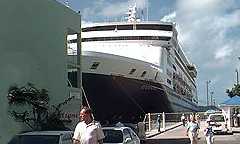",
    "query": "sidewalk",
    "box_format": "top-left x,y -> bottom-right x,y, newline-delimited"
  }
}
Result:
231,126 -> 240,133
146,121 -> 240,141
146,122 -> 182,138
